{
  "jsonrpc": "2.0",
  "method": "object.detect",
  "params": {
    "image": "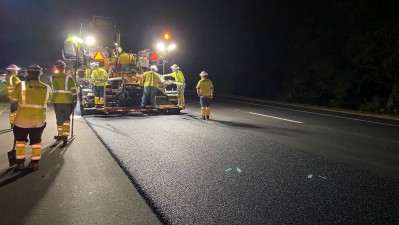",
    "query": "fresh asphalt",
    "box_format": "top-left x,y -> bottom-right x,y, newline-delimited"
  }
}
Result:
0,95 -> 398,224
0,106 -> 161,225
82,95 -> 399,224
